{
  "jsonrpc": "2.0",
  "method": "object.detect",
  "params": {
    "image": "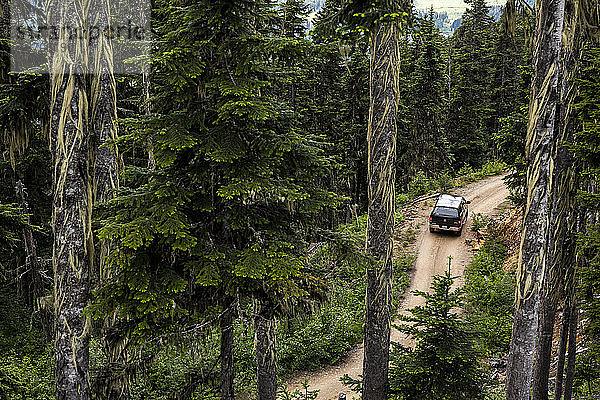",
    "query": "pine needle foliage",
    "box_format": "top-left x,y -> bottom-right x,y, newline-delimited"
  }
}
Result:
91,0 -> 343,339
447,0 -> 496,169
389,271 -> 485,400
